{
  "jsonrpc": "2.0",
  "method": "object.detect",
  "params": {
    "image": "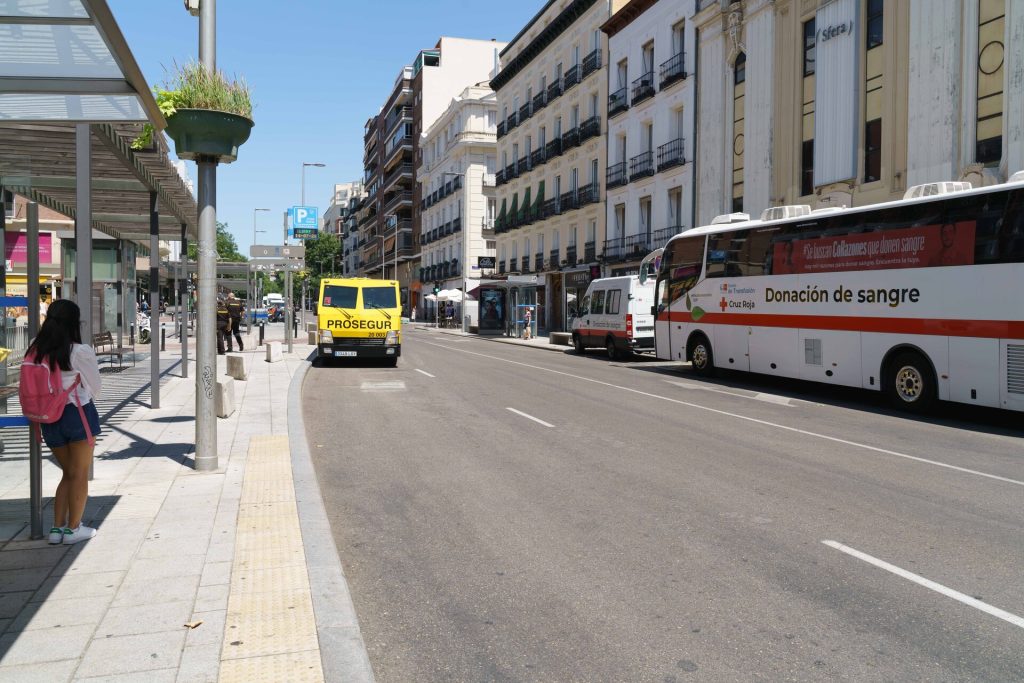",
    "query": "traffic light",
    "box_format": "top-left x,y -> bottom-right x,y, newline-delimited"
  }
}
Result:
433,282 -> 440,294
